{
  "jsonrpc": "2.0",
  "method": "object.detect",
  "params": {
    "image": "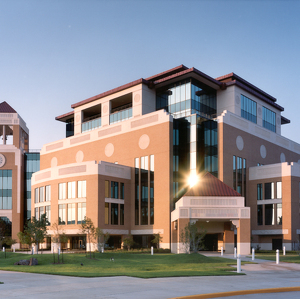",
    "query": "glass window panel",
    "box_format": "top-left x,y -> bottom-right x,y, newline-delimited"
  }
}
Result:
39,187 -> 44,202
265,204 -> 275,225
105,203 -> 109,225
277,182 -> 282,199
277,203 -> 282,225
